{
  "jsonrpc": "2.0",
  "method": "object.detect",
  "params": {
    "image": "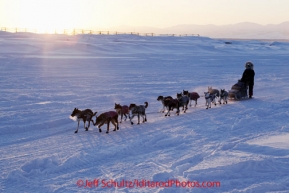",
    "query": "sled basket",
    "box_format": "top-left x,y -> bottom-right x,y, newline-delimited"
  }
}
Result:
228,81 -> 248,100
